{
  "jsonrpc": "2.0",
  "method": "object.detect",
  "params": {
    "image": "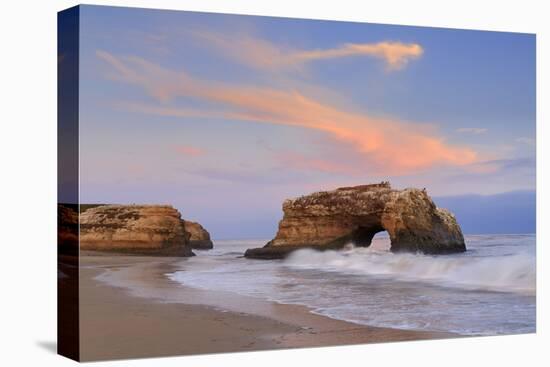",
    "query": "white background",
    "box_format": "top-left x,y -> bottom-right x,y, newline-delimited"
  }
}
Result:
0,0 -> 547,366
